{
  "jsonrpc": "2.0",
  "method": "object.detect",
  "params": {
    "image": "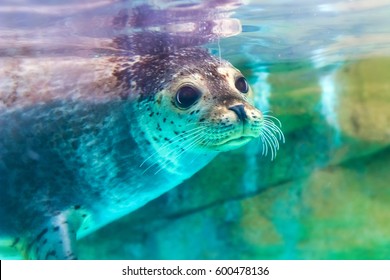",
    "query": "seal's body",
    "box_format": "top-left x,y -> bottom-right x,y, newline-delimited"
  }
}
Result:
0,48 -> 266,259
